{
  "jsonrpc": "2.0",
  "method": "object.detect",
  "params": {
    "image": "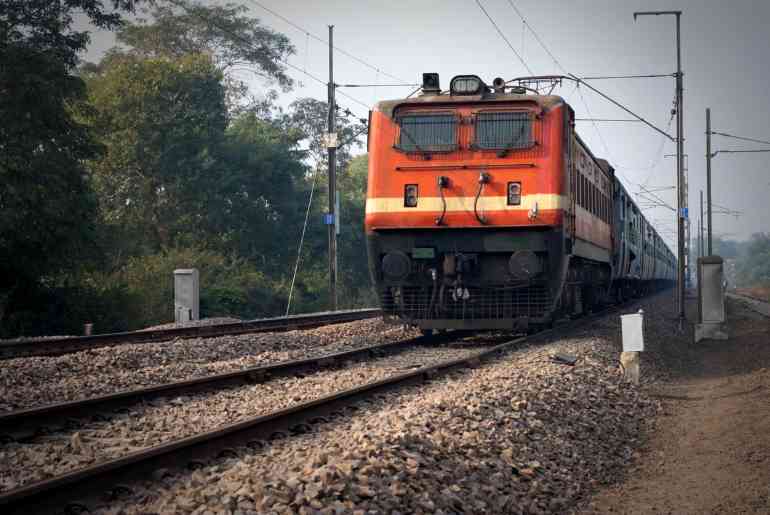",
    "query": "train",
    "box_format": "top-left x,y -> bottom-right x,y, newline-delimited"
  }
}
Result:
364,73 -> 675,332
